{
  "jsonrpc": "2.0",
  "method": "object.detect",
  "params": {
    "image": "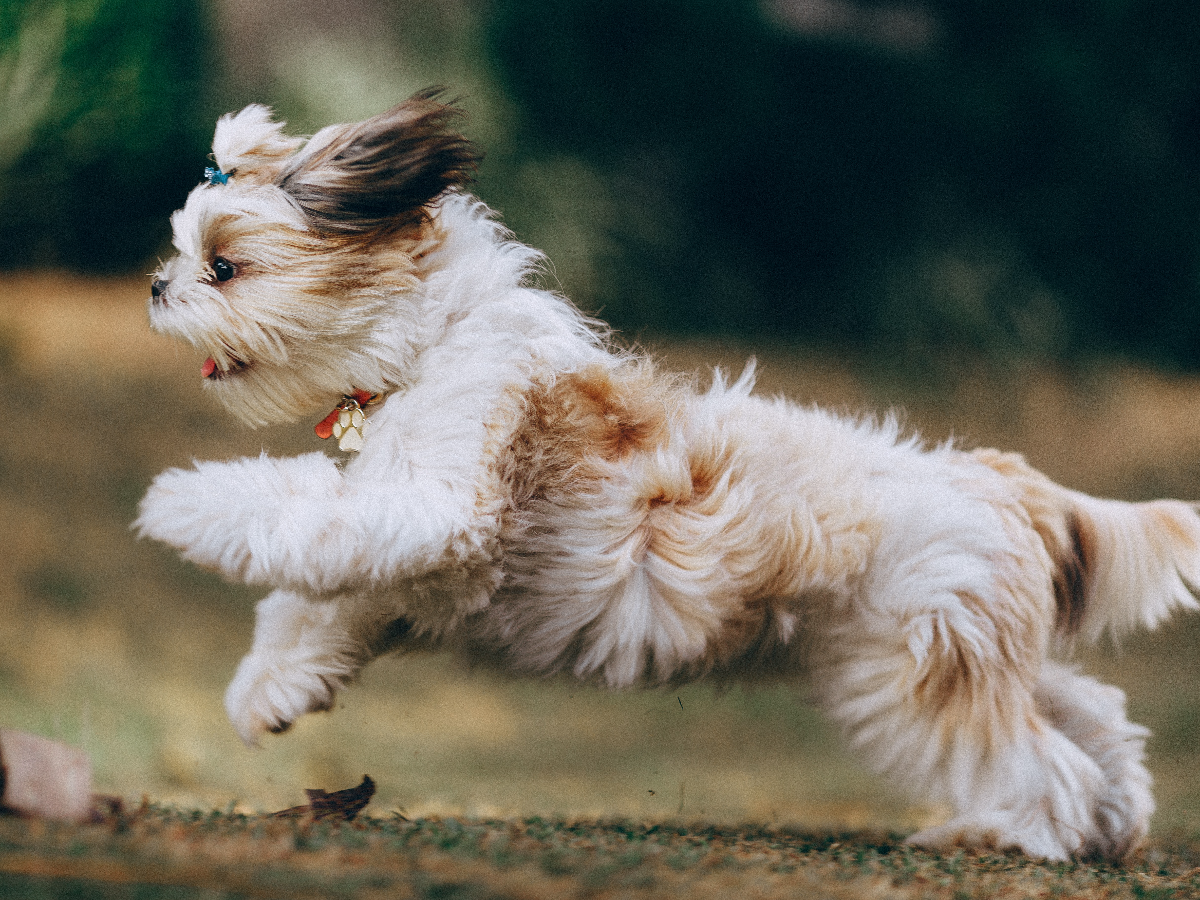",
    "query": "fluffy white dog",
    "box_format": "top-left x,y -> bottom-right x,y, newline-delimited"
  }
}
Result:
137,91 -> 1200,861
